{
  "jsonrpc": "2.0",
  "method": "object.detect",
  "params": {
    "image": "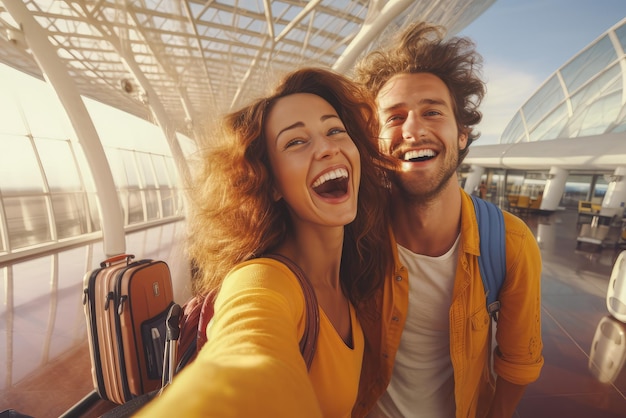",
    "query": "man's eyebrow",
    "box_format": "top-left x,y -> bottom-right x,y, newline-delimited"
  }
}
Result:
275,114 -> 340,141
379,97 -> 447,113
